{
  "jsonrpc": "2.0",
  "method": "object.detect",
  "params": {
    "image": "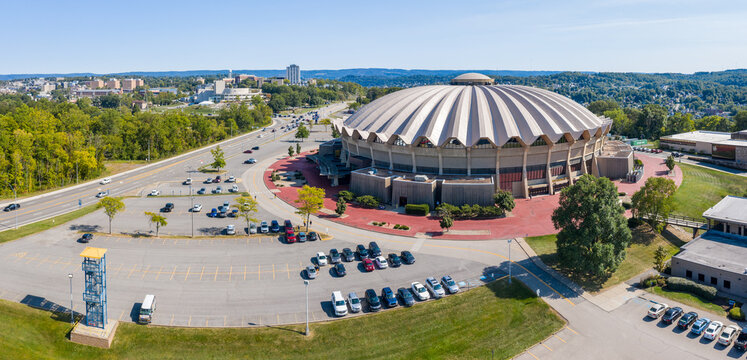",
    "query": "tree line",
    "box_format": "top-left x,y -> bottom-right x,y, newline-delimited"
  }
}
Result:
262,80 -> 363,113
0,94 -> 271,197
